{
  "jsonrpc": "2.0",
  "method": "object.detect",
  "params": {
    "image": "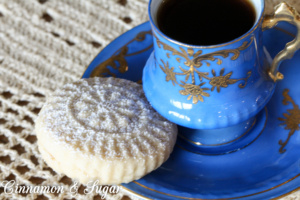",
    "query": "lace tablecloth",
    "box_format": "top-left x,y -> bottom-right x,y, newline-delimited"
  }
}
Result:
0,0 -> 299,199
